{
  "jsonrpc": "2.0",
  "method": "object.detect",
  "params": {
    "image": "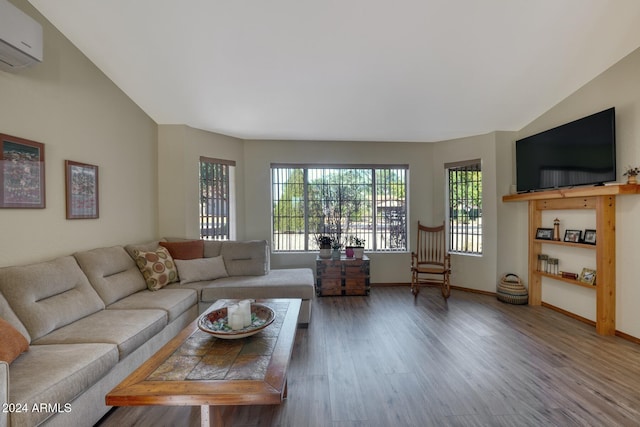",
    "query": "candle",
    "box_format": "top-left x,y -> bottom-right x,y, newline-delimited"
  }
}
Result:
227,304 -> 243,330
239,300 -> 252,327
